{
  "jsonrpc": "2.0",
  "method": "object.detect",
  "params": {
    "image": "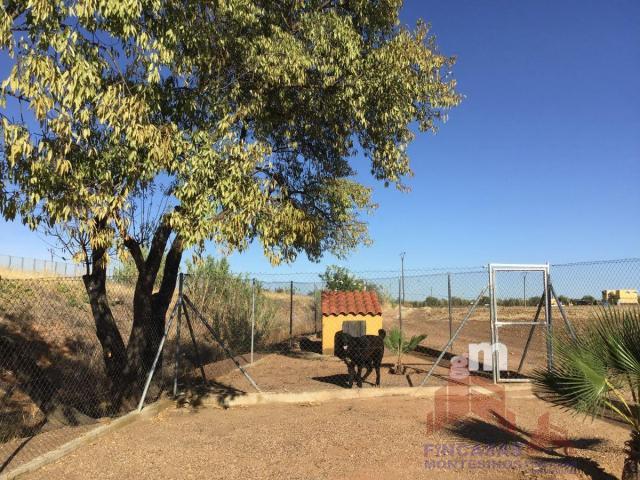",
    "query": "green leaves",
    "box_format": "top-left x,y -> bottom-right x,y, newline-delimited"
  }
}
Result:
532,306 -> 640,428
594,307 -> 640,381
384,327 -> 427,355
1,0 -> 459,265
320,265 -> 366,291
